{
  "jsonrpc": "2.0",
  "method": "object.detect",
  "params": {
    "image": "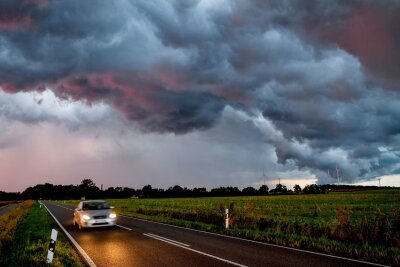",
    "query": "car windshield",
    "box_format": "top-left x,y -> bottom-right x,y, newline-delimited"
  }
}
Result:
82,202 -> 110,210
